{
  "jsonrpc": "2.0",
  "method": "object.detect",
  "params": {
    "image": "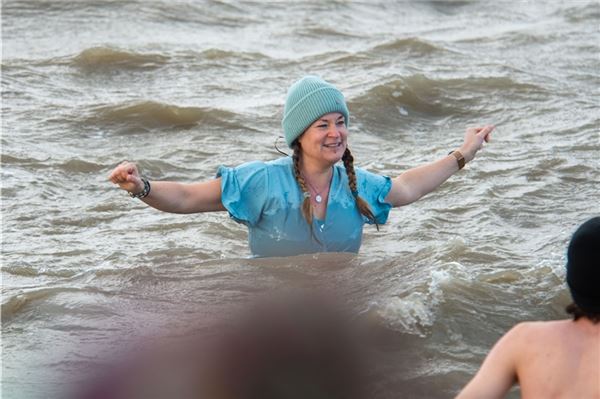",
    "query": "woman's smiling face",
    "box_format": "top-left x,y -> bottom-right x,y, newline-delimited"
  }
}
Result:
298,112 -> 348,167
